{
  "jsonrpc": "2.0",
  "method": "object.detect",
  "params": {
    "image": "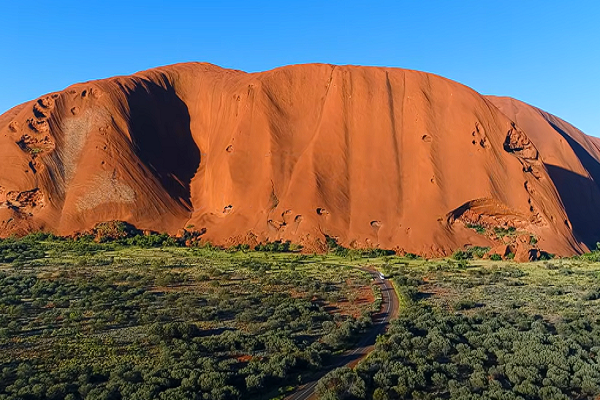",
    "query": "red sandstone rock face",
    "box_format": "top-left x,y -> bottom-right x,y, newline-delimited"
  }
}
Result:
0,63 -> 596,256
